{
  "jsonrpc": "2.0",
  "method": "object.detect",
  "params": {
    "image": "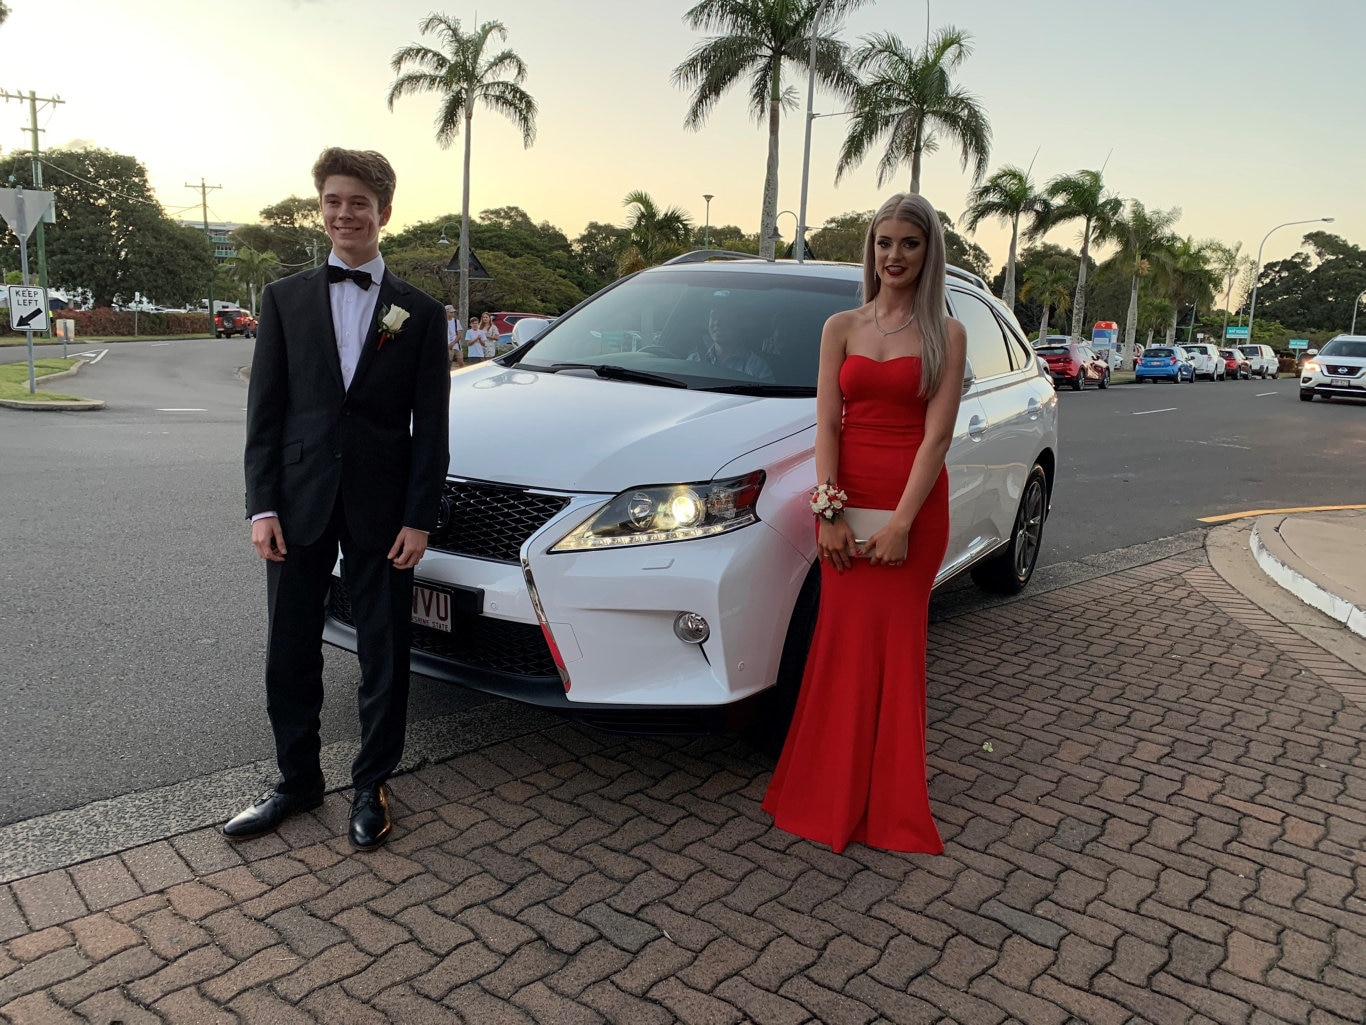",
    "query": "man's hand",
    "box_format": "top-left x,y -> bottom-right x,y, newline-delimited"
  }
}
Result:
388,527 -> 429,570
252,516 -> 287,562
